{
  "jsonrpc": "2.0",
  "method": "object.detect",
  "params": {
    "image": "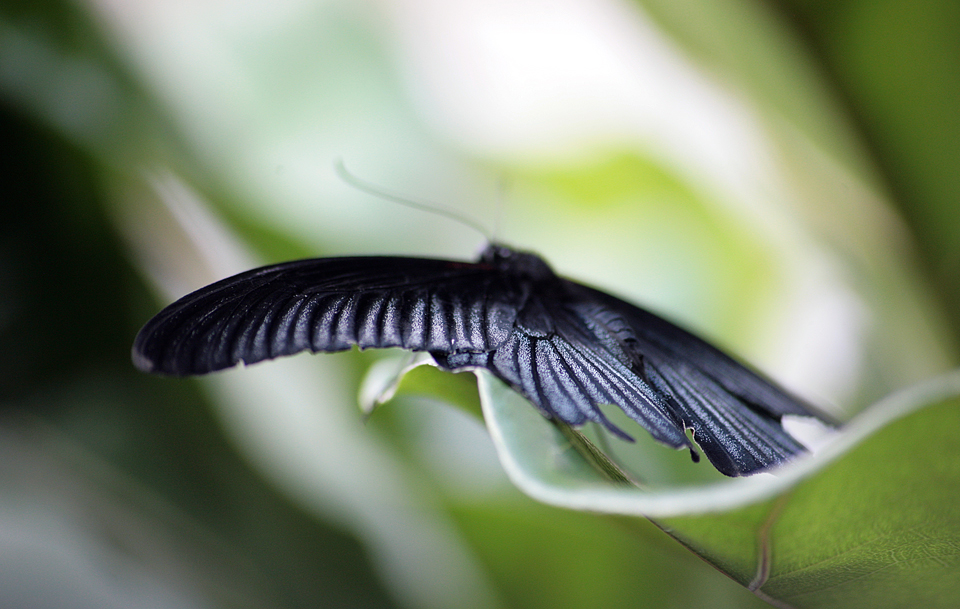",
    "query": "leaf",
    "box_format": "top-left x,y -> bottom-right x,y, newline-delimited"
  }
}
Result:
478,367 -> 960,608
360,352 -> 484,421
